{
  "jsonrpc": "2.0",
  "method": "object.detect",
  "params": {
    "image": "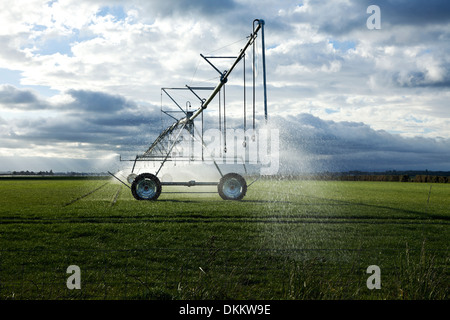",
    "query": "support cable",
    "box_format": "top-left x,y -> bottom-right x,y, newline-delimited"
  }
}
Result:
252,21 -> 256,133
218,88 -> 222,157
201,105 -> 204,161
243,53 -> 247,147
223,85 -> 226,153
